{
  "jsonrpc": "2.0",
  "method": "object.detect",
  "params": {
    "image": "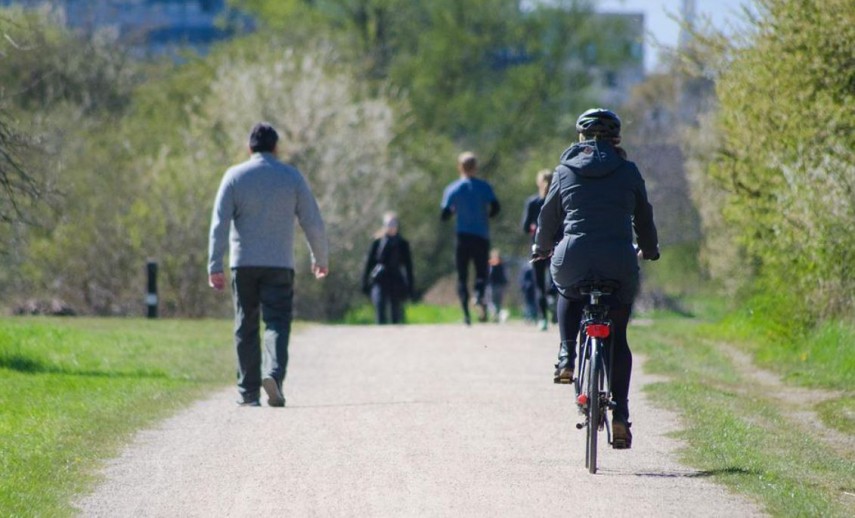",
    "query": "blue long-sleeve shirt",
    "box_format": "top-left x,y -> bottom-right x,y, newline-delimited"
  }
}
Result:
440,177 -> 499,239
